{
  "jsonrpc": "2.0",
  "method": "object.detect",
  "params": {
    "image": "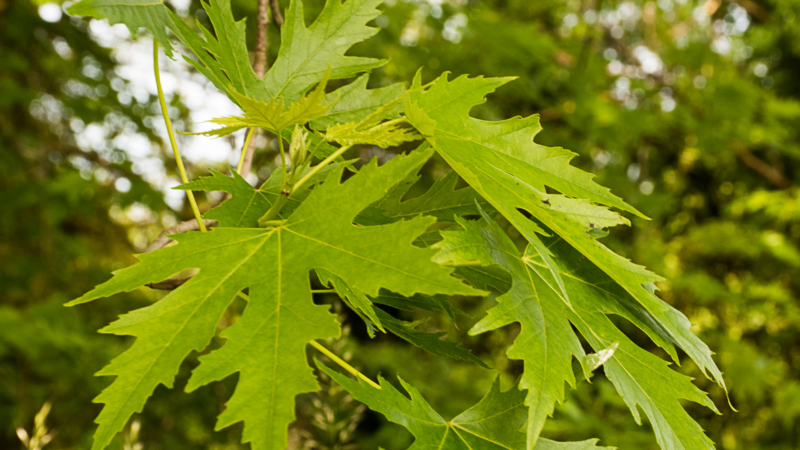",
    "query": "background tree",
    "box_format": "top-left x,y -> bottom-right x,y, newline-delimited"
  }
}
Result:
2,0 -> 800,449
